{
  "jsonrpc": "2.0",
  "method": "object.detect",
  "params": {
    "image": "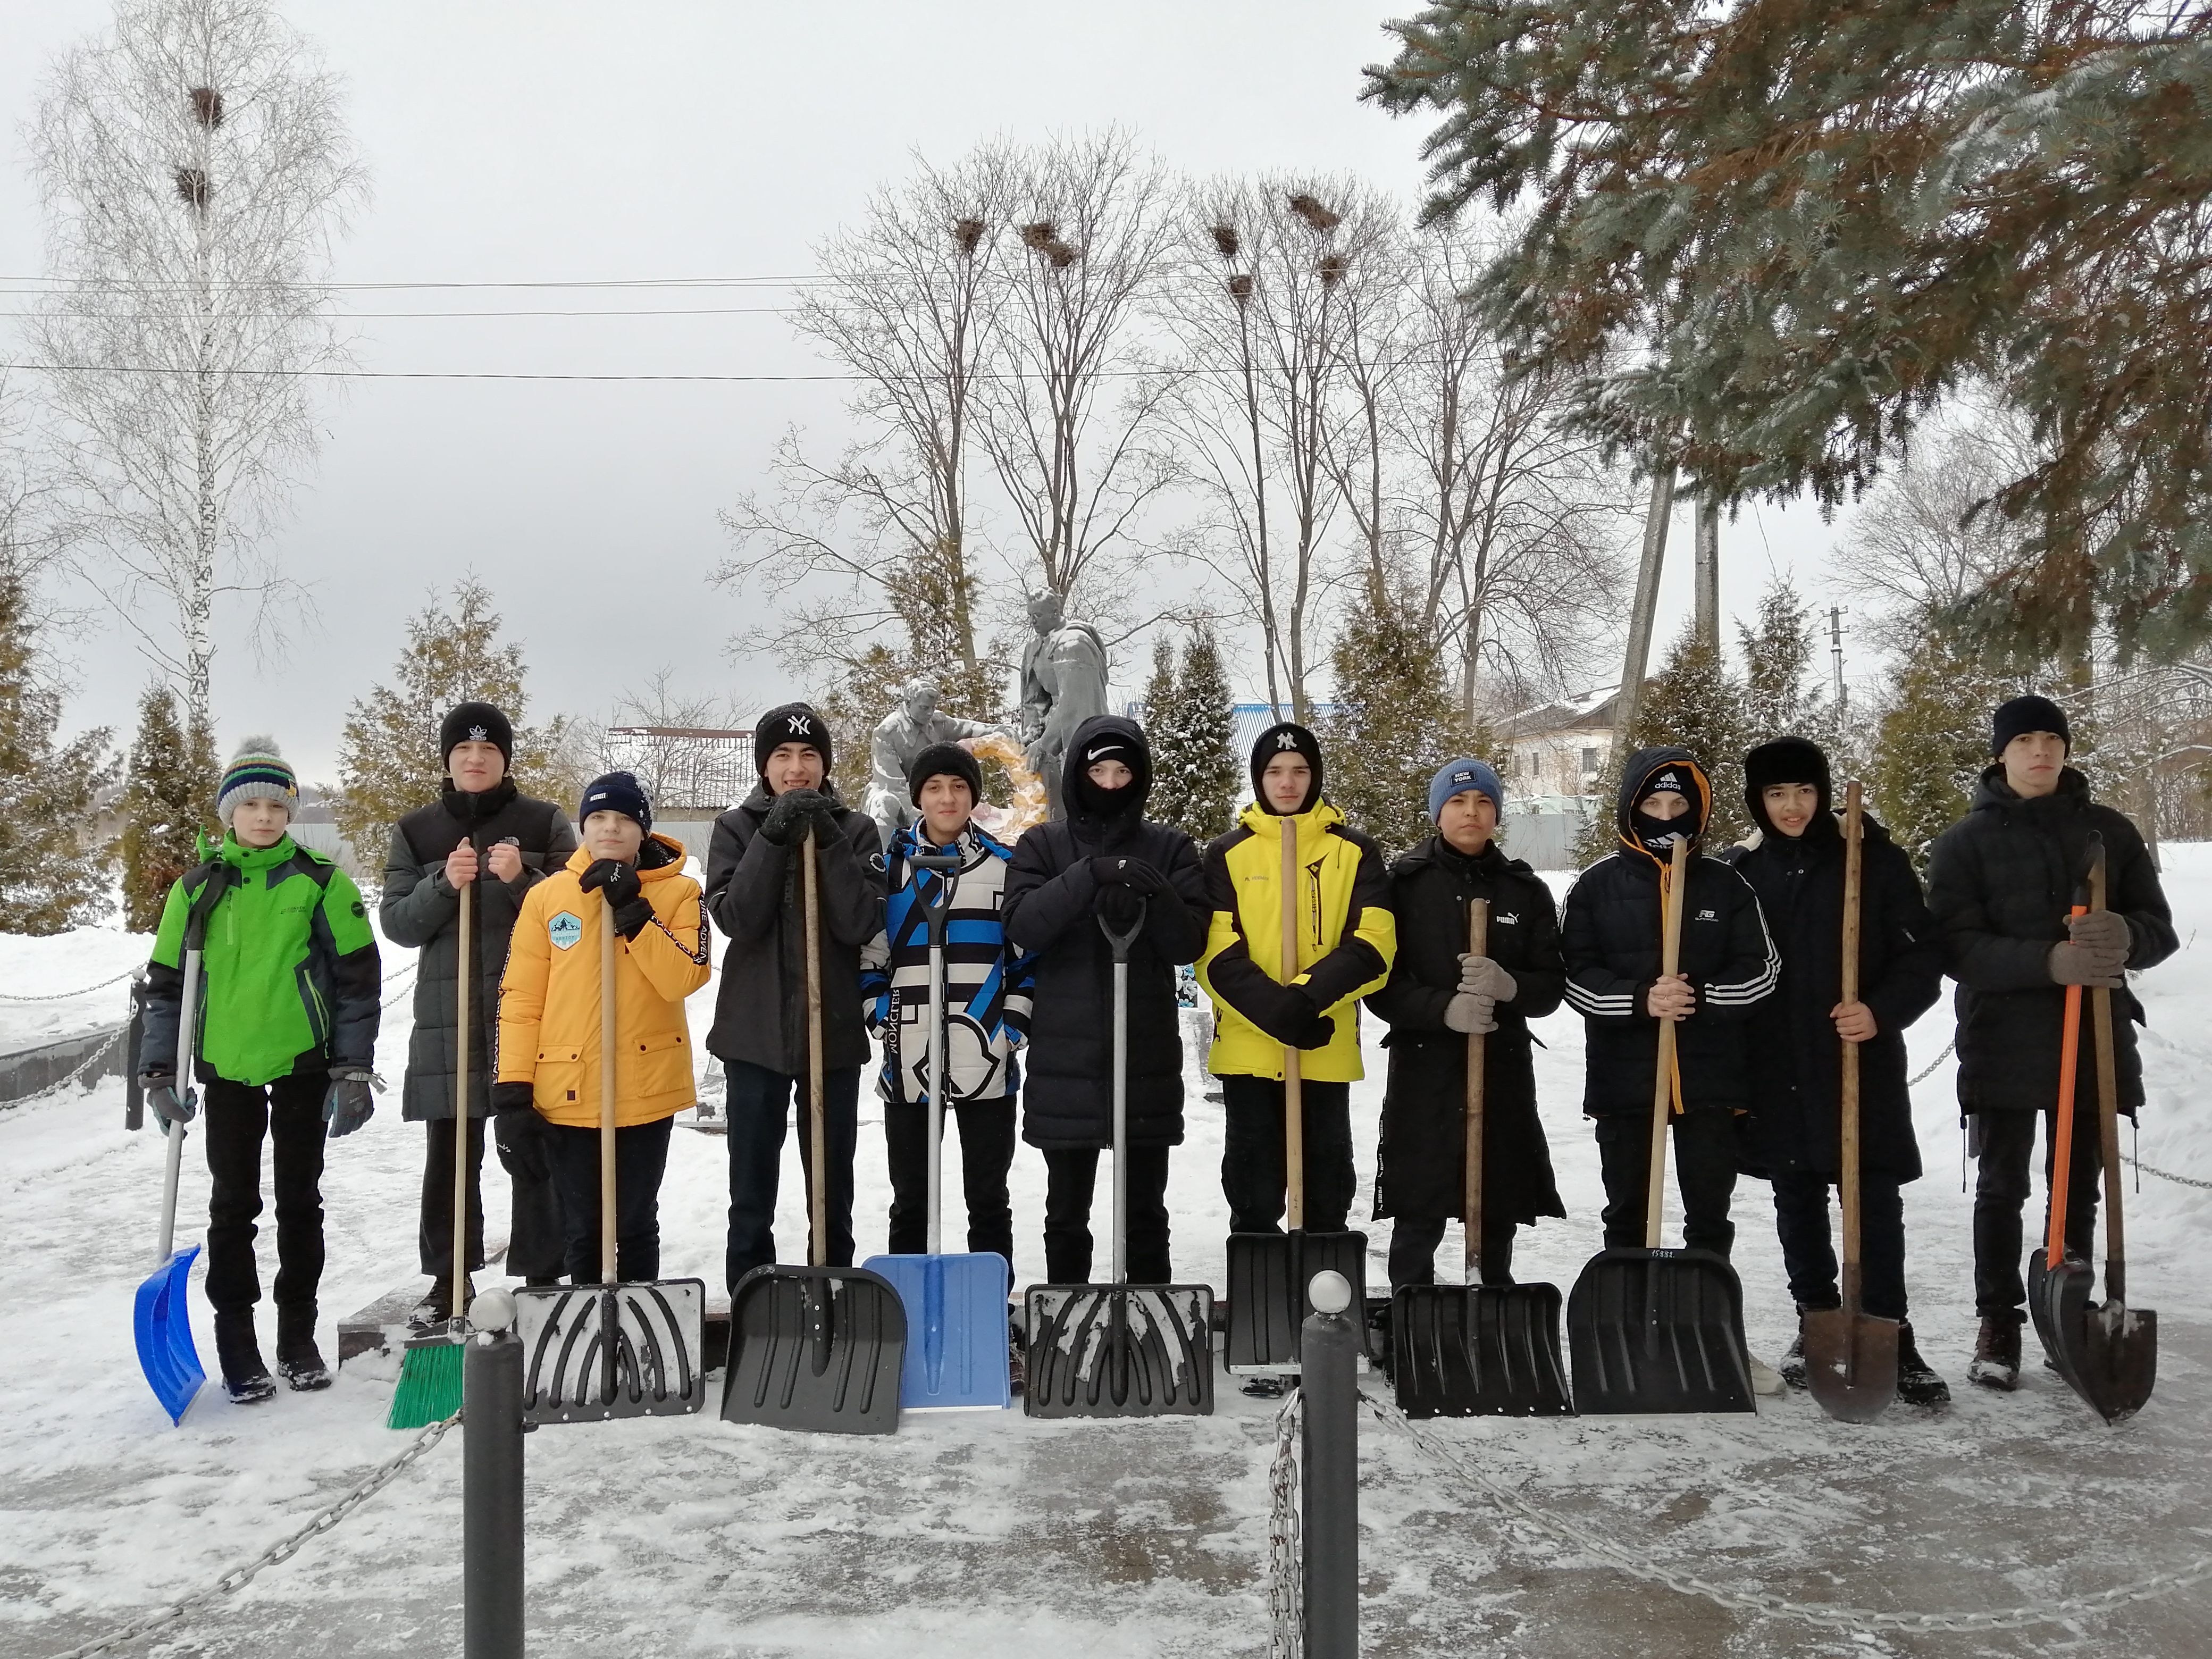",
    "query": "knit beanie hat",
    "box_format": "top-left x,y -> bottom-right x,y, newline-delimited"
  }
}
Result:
908,742 -> 982,807
755,702 -> 832,775
579,770 -> 652,832
440,700 -> 514,768
1428,758 -> 1504,824
1991,694 -> 2071,757
1250,722 -> 1325,815
216,737 -> 298,827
